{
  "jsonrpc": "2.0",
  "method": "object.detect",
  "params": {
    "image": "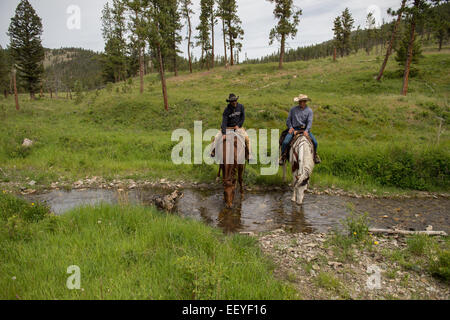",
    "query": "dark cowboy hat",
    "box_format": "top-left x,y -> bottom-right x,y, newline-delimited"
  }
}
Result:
226,93 -> 239,102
